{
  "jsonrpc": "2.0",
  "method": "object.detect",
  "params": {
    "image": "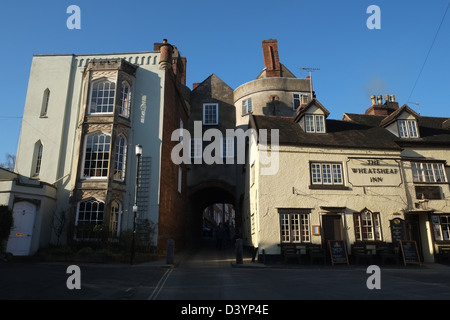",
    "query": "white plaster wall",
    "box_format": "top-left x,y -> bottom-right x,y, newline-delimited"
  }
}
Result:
252,145 -> 407,255
16,55 -> 75,182
15,52 -> 164,245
